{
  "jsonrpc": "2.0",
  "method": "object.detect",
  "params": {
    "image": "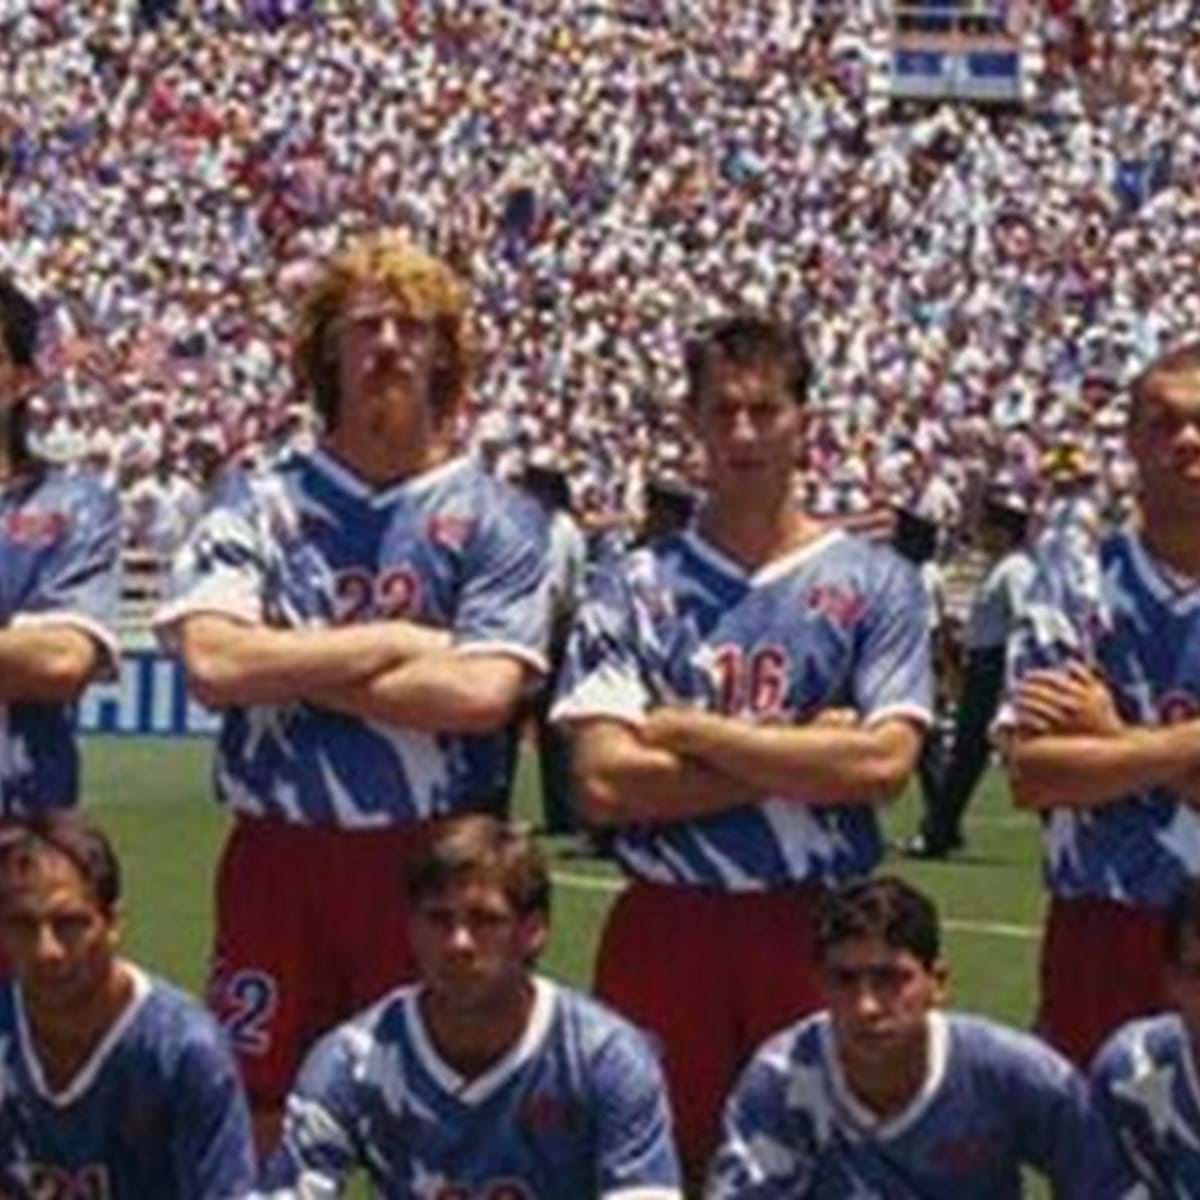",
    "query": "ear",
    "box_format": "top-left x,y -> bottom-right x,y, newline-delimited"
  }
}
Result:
930,959 -> 951,1007
518,911 -> 550,965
